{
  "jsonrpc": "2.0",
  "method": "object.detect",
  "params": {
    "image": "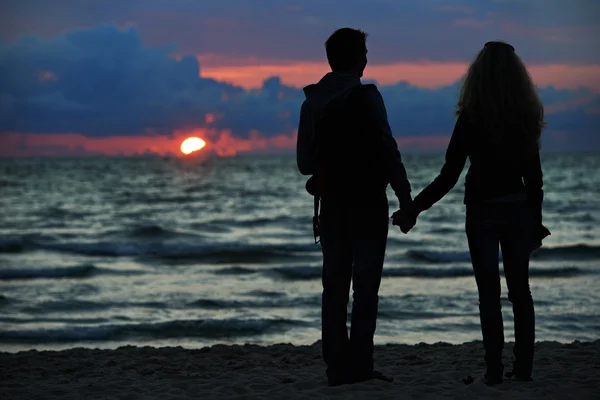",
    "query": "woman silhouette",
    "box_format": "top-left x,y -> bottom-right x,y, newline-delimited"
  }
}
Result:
394,41 -> 549,384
